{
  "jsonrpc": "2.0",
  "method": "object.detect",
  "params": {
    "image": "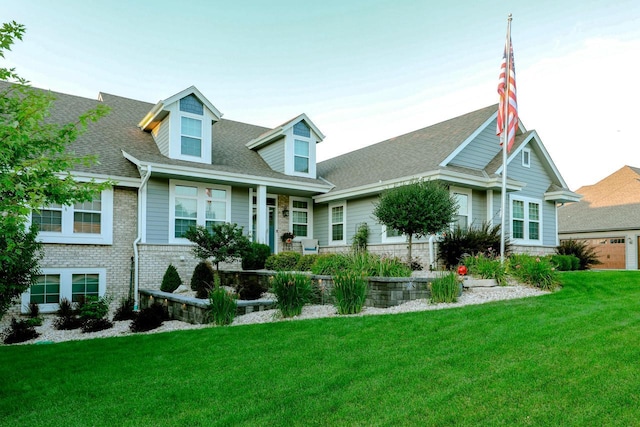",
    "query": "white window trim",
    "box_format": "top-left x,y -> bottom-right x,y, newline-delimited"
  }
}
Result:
381,224 -> 406,244
31,188 -> 114,245
168,102 -> 213,164
451,186 -> 472,230
284,122 -> 316,178
510,195 -> 543,245
289,196 -> 313,240
21,267 -> 107,314
169,180 -> 232,244
329,203 -> 347,245
180,114 -> 203,159
522,148 -> 531,168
